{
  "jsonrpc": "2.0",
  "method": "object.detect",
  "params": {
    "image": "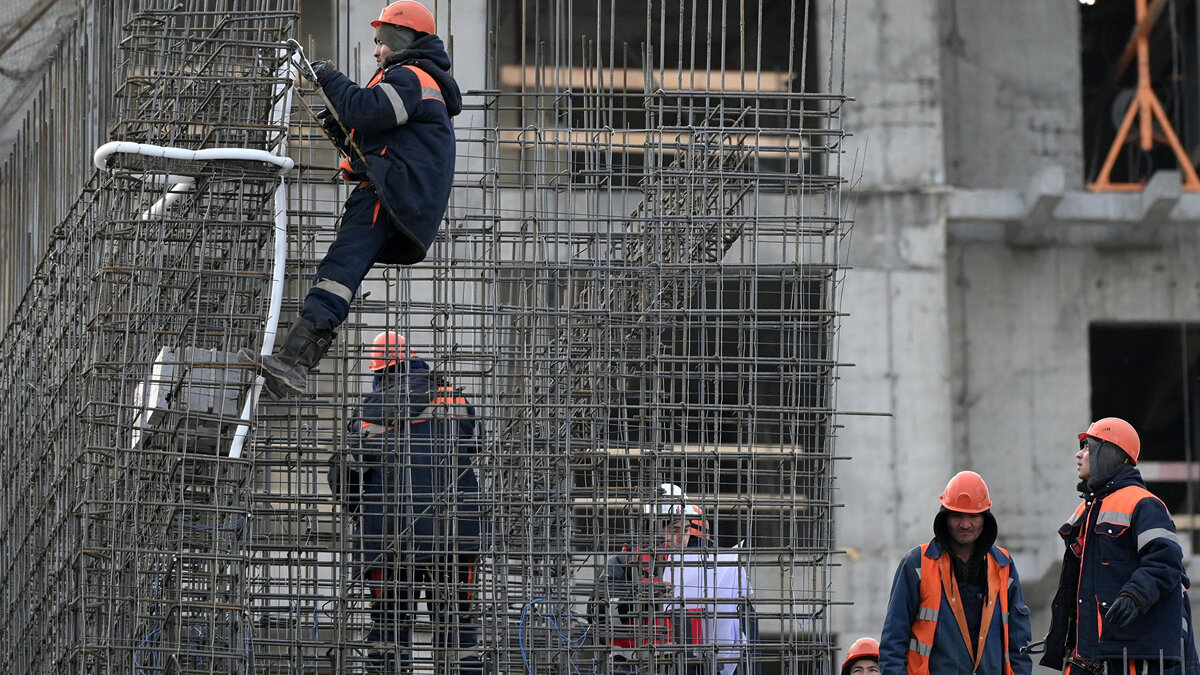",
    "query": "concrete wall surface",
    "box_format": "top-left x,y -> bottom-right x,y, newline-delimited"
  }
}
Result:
948,228 -> 1200,662
831,0 -> 946,189
832,189 -> 956,650
939,0 -> 1084,189
825,0 -> 1200,665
